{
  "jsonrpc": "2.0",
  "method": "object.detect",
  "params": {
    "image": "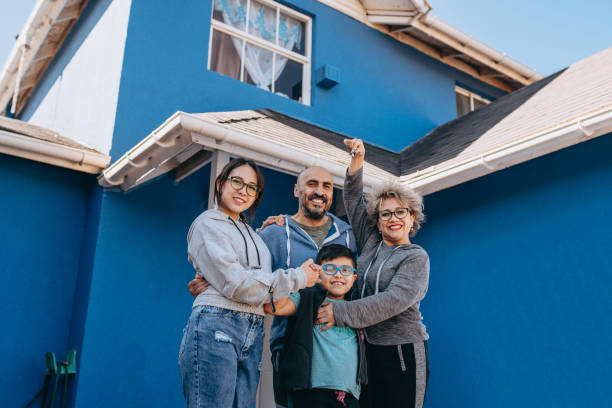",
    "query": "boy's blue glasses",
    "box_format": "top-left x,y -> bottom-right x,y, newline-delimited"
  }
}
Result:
321,264 -> 356,276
